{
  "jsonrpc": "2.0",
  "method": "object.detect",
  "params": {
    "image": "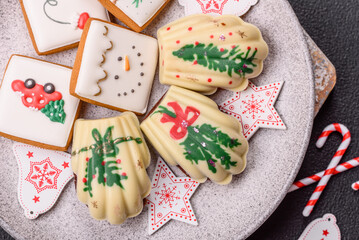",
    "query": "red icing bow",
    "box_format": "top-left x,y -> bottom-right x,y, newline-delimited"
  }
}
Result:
160,102 -> 200,140
12,80 -> 62,110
